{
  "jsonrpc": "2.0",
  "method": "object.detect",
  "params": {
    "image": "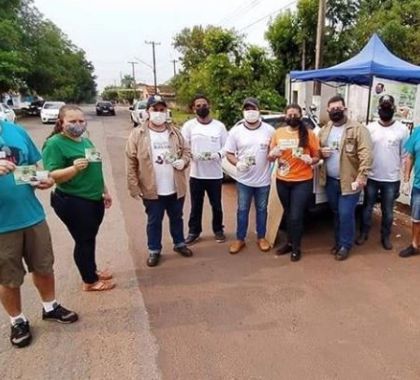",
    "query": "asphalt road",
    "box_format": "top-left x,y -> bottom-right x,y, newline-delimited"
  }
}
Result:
1,106 -> 420,380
